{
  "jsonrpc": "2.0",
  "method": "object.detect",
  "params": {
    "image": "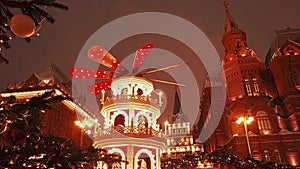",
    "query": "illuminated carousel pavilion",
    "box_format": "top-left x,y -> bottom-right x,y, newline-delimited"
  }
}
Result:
70,44 -> 204,169
91,76 -> 204,169
93,76 -> 166,169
